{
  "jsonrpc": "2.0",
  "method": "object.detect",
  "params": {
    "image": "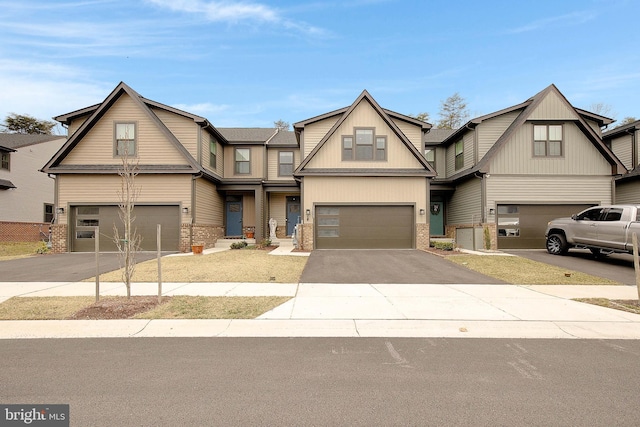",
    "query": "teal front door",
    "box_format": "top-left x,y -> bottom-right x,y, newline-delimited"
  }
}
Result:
430,198 -> 444,236
226,197 -> 243,236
